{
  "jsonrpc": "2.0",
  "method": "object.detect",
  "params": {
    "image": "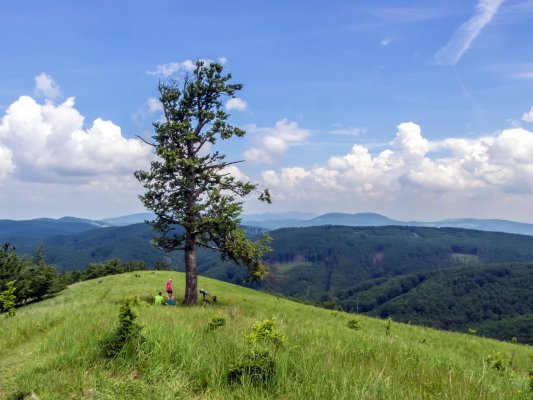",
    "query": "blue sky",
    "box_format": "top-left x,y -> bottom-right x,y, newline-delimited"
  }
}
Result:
1,0 -> 533,221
